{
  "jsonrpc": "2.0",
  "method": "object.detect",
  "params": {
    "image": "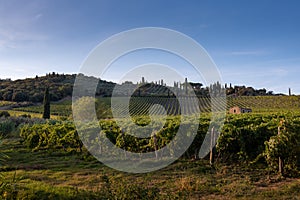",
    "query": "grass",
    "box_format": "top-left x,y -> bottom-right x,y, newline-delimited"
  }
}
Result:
7,110 -> 62,120
0,138 -> 299,199
0,101 -> 17,107
13,101 -> 72,117
226,95 -> 300,113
